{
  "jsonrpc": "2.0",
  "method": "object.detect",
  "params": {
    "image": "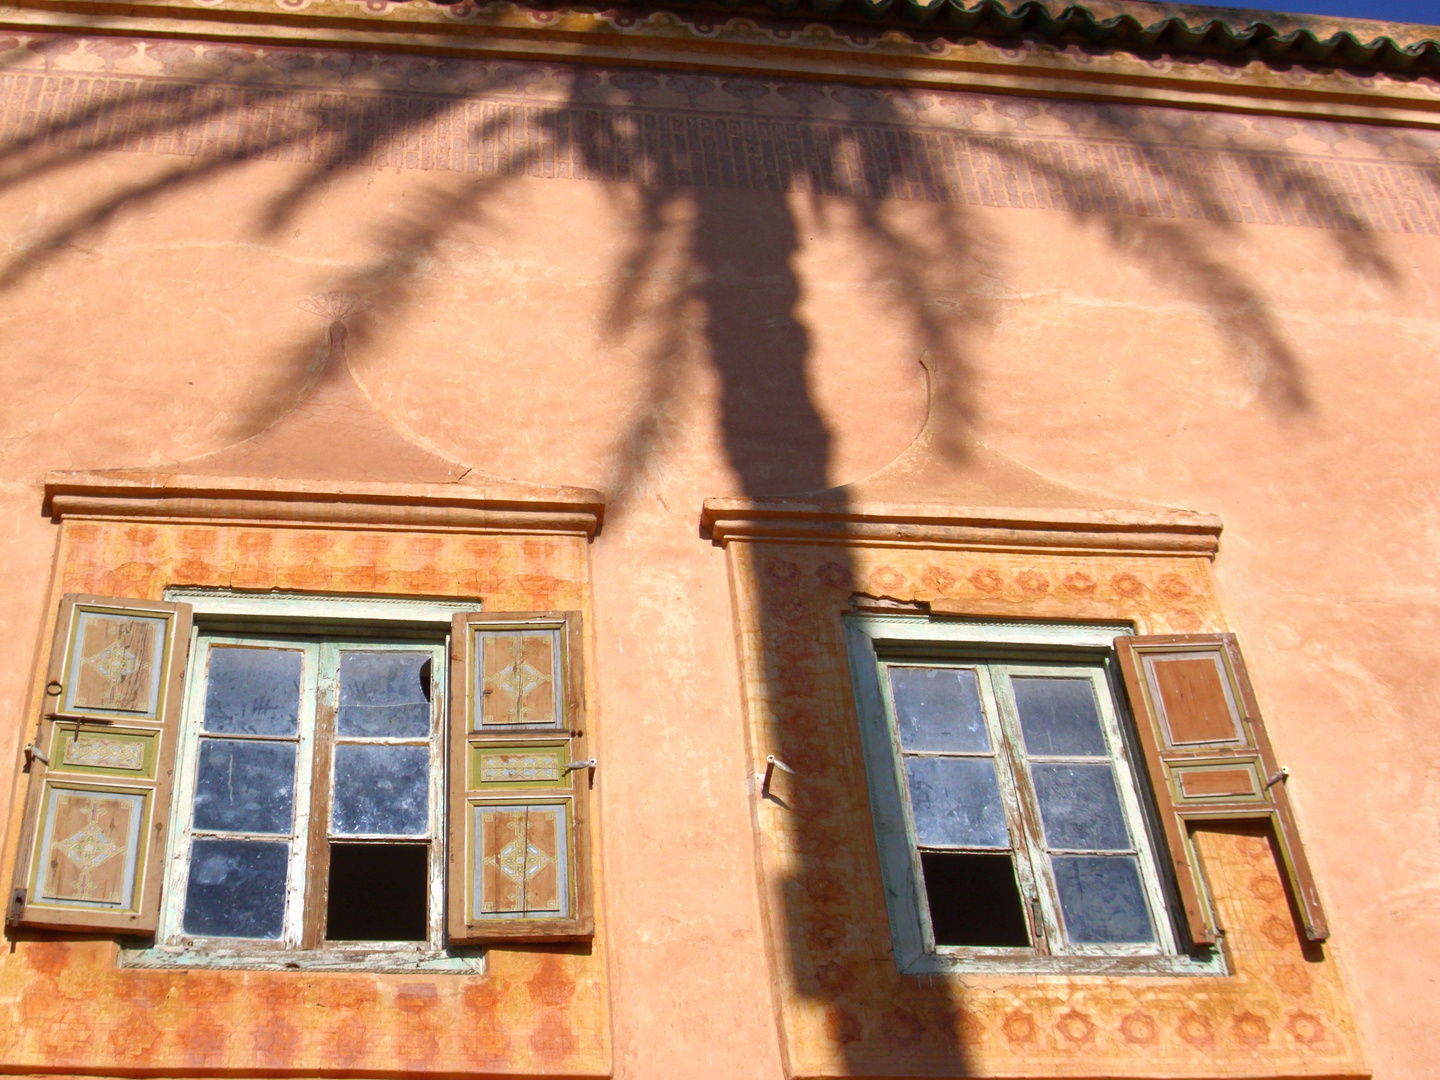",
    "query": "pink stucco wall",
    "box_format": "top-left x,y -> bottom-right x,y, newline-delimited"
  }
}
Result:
0,30 -> 1437,1080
